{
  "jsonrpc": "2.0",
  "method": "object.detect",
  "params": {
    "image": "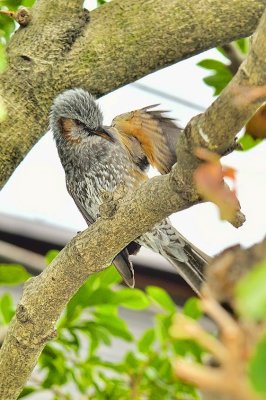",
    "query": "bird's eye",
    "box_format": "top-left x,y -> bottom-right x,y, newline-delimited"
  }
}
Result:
74,119 -> 85,128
